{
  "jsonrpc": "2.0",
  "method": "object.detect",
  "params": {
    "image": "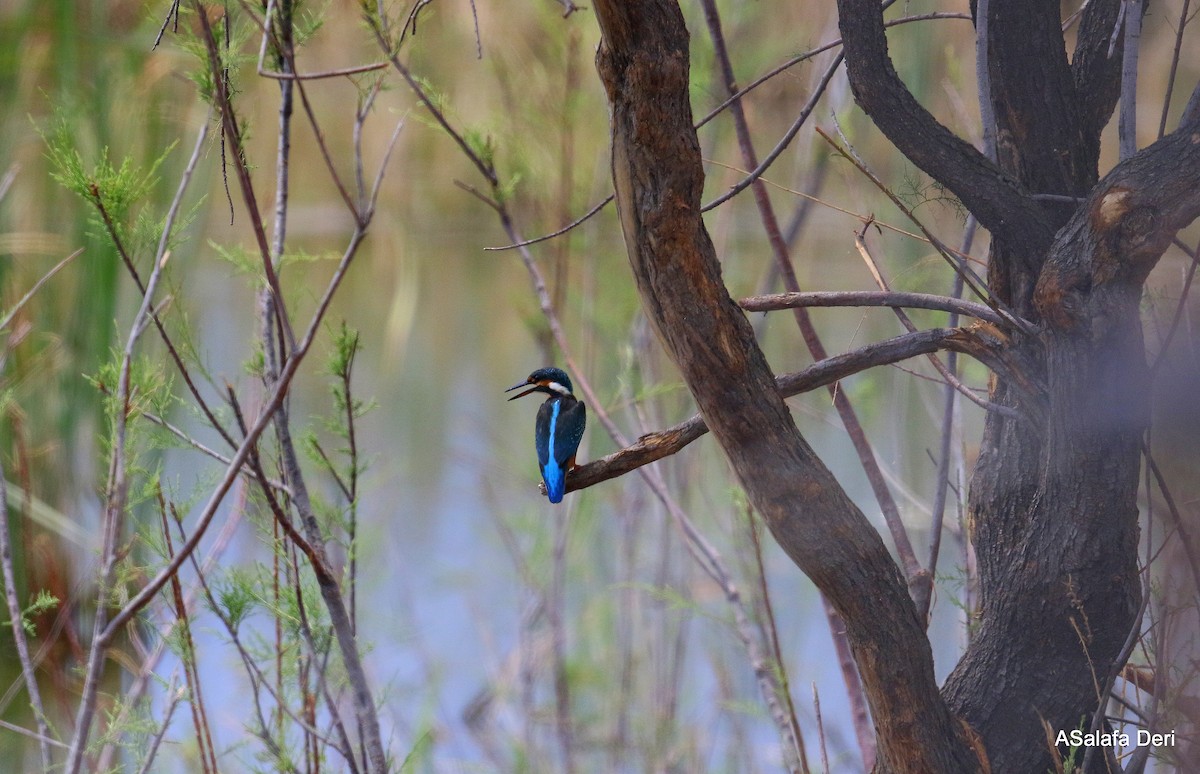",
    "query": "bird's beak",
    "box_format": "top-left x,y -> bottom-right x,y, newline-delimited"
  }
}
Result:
505,382 -> 537,401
